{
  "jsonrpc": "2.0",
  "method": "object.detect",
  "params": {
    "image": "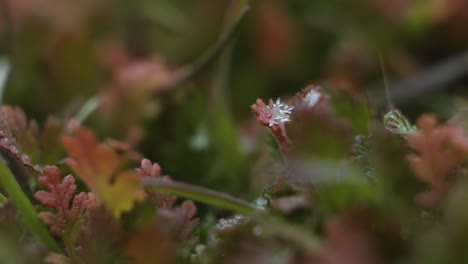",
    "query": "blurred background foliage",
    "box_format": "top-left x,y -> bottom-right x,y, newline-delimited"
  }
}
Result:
1,0 -> 468,199
3,1 -> 468,263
